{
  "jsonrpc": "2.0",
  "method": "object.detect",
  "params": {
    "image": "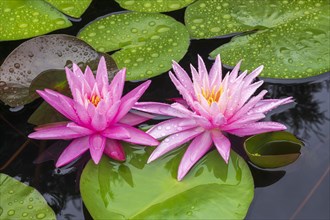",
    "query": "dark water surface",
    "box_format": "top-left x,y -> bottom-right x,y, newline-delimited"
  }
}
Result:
1,1 -> 329,219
